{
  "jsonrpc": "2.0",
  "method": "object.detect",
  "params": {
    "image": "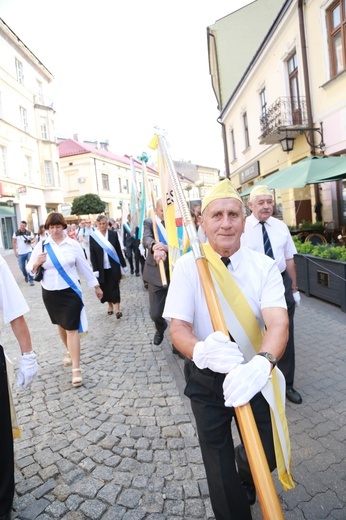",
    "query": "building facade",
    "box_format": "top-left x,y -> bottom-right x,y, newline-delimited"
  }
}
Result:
58,138 -> 161,221
0,18 -> 63,252
208,0 -> 346,230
